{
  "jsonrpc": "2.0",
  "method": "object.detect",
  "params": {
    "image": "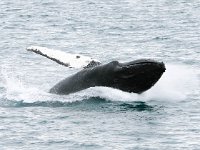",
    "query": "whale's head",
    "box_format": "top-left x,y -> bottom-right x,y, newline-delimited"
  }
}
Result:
105,59 -> 166,93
